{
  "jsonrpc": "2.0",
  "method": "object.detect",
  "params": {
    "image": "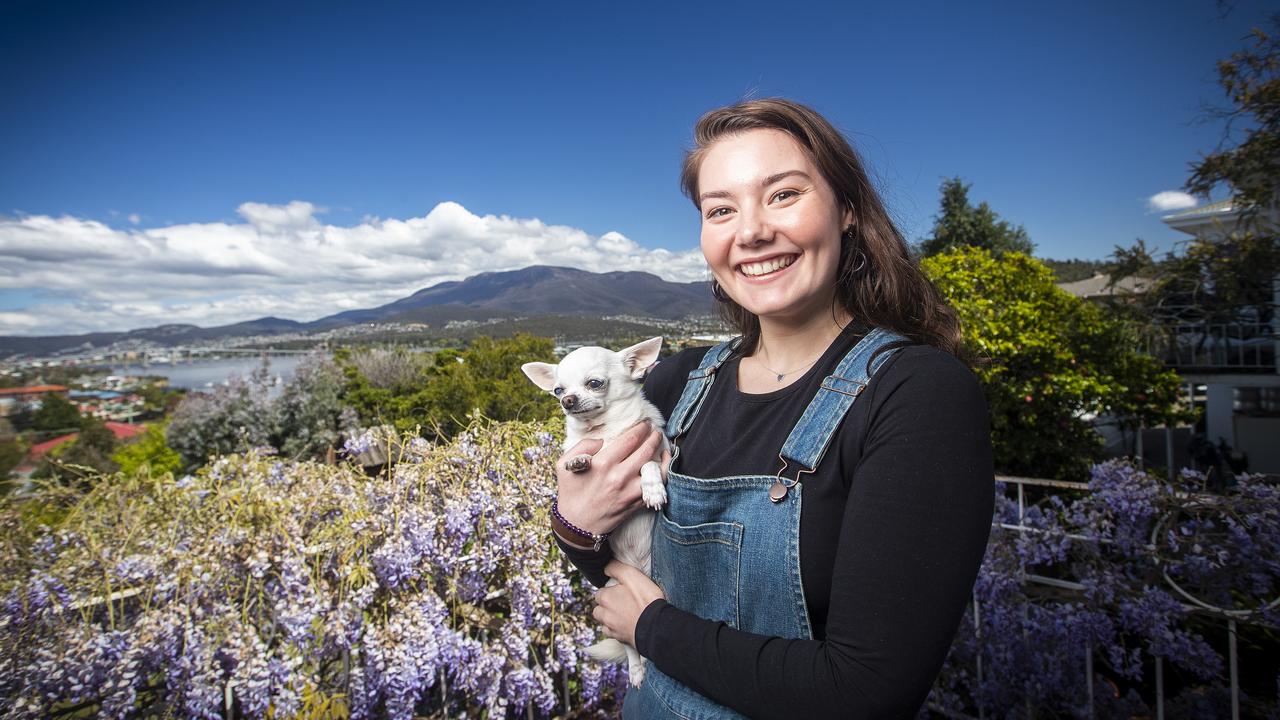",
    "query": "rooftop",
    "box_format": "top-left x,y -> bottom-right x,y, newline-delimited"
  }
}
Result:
0,385 -> 69,396
1056,273 -> 1150,299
